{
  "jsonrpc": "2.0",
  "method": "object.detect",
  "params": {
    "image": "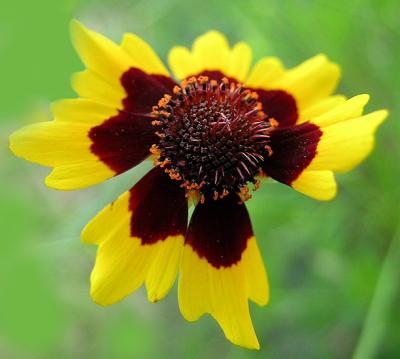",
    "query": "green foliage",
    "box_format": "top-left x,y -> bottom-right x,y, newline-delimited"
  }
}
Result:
1,0 -> 399,358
